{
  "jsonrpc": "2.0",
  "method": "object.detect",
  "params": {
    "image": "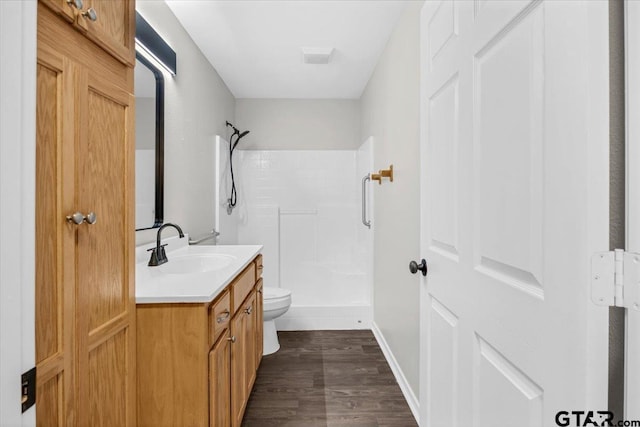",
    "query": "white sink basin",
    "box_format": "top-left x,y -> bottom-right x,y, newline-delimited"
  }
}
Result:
159,254 -> 235,275
136,238 -> 262,304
